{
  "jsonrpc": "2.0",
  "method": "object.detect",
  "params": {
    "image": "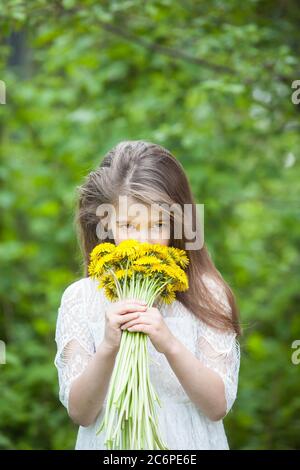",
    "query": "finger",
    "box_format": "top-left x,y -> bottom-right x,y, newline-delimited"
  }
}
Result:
121,314 -> 153,330
118,311 -> 143,326
127,324 -> 151,334
112,303 -> 147,316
